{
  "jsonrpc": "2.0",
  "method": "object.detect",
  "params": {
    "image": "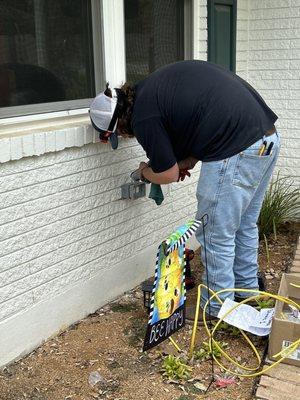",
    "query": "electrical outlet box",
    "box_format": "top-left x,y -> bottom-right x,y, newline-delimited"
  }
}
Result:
121,182 -> 146,200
